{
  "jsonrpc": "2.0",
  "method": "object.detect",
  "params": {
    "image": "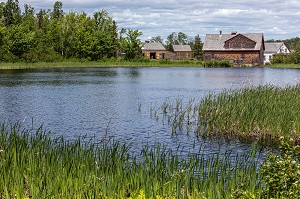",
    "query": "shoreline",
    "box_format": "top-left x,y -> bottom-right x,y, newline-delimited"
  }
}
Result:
0,61 -> 299,69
